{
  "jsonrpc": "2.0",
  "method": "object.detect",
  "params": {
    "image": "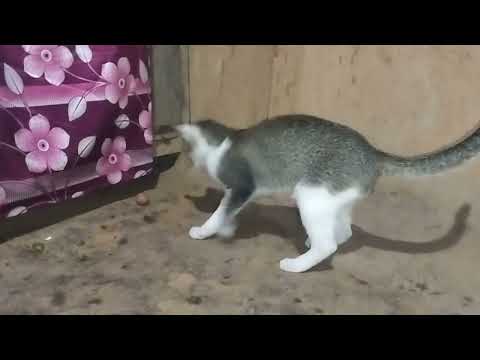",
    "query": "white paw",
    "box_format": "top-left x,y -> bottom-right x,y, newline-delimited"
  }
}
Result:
217,222 -> 237,238
280,258 -> 308,273
189,226 -> 210,240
